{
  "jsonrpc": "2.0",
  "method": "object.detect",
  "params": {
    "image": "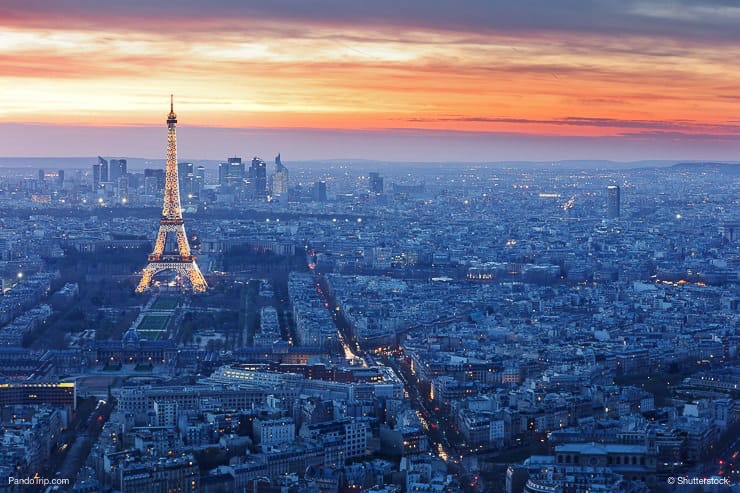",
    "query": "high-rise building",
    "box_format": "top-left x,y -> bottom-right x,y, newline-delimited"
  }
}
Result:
312,181 -> 327,202
219,157 -> 244,189
250,157 -> 267,198
144,168 -> 165,191
369,172 -> 384,194
273,153 -> 289,196
117,175 -> 129,204
607,185 -> 620,219
218,162 -> 227,186
144,176 -> 159,195
195,165 -> 206,197
110,159 -> 127,182
92,163 -> 102,189
97,156 -> 109,182
229,157 -> 244,177
136,96 -> 207,294
57,169 -> 64,186
178,161 -> 194,201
